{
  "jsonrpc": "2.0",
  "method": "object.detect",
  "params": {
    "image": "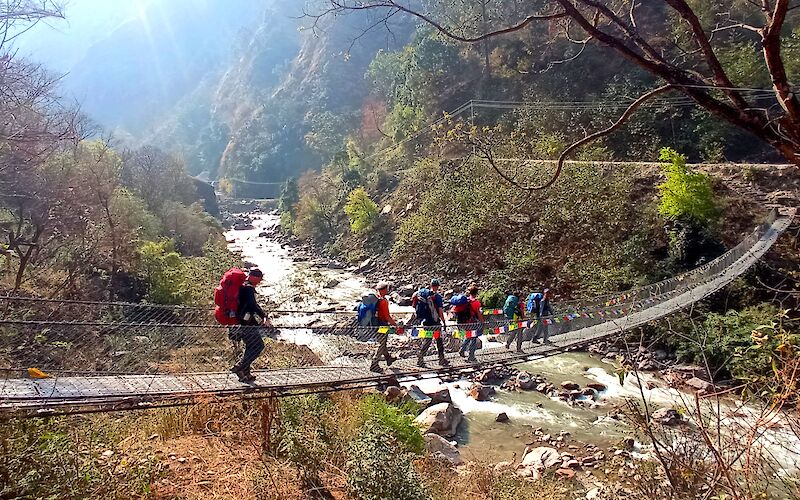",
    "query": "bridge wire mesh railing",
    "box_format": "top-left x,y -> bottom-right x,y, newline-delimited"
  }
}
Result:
0,209 -> 790,407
